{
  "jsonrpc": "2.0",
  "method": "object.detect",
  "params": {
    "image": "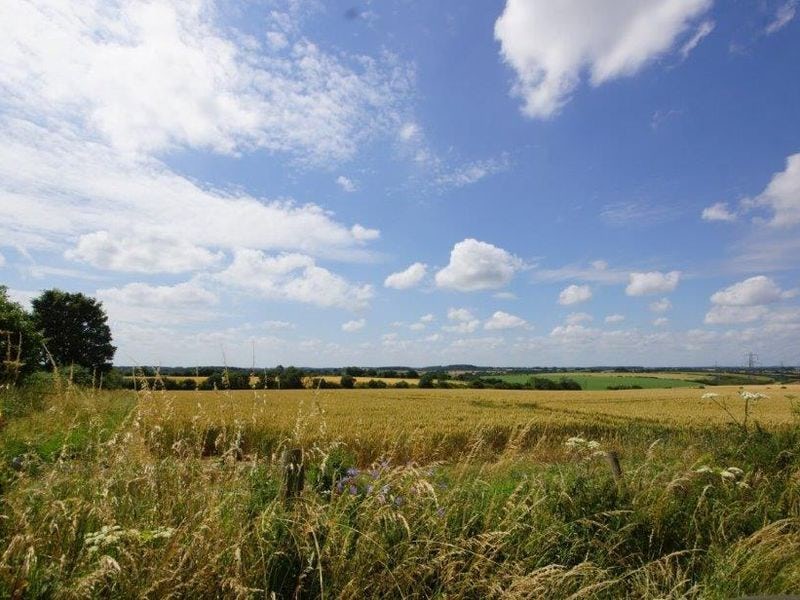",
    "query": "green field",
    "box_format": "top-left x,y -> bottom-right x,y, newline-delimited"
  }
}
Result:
495,371 -> 703,389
